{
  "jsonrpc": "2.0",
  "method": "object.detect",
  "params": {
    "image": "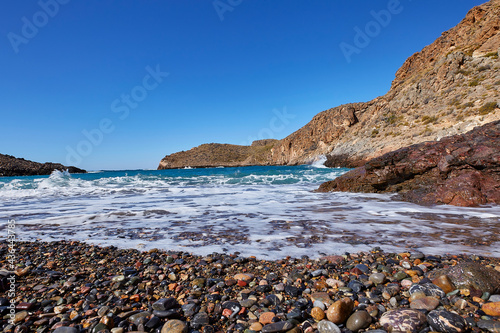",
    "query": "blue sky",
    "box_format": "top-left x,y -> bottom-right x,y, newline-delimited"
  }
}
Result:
0,0 -> 486,170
